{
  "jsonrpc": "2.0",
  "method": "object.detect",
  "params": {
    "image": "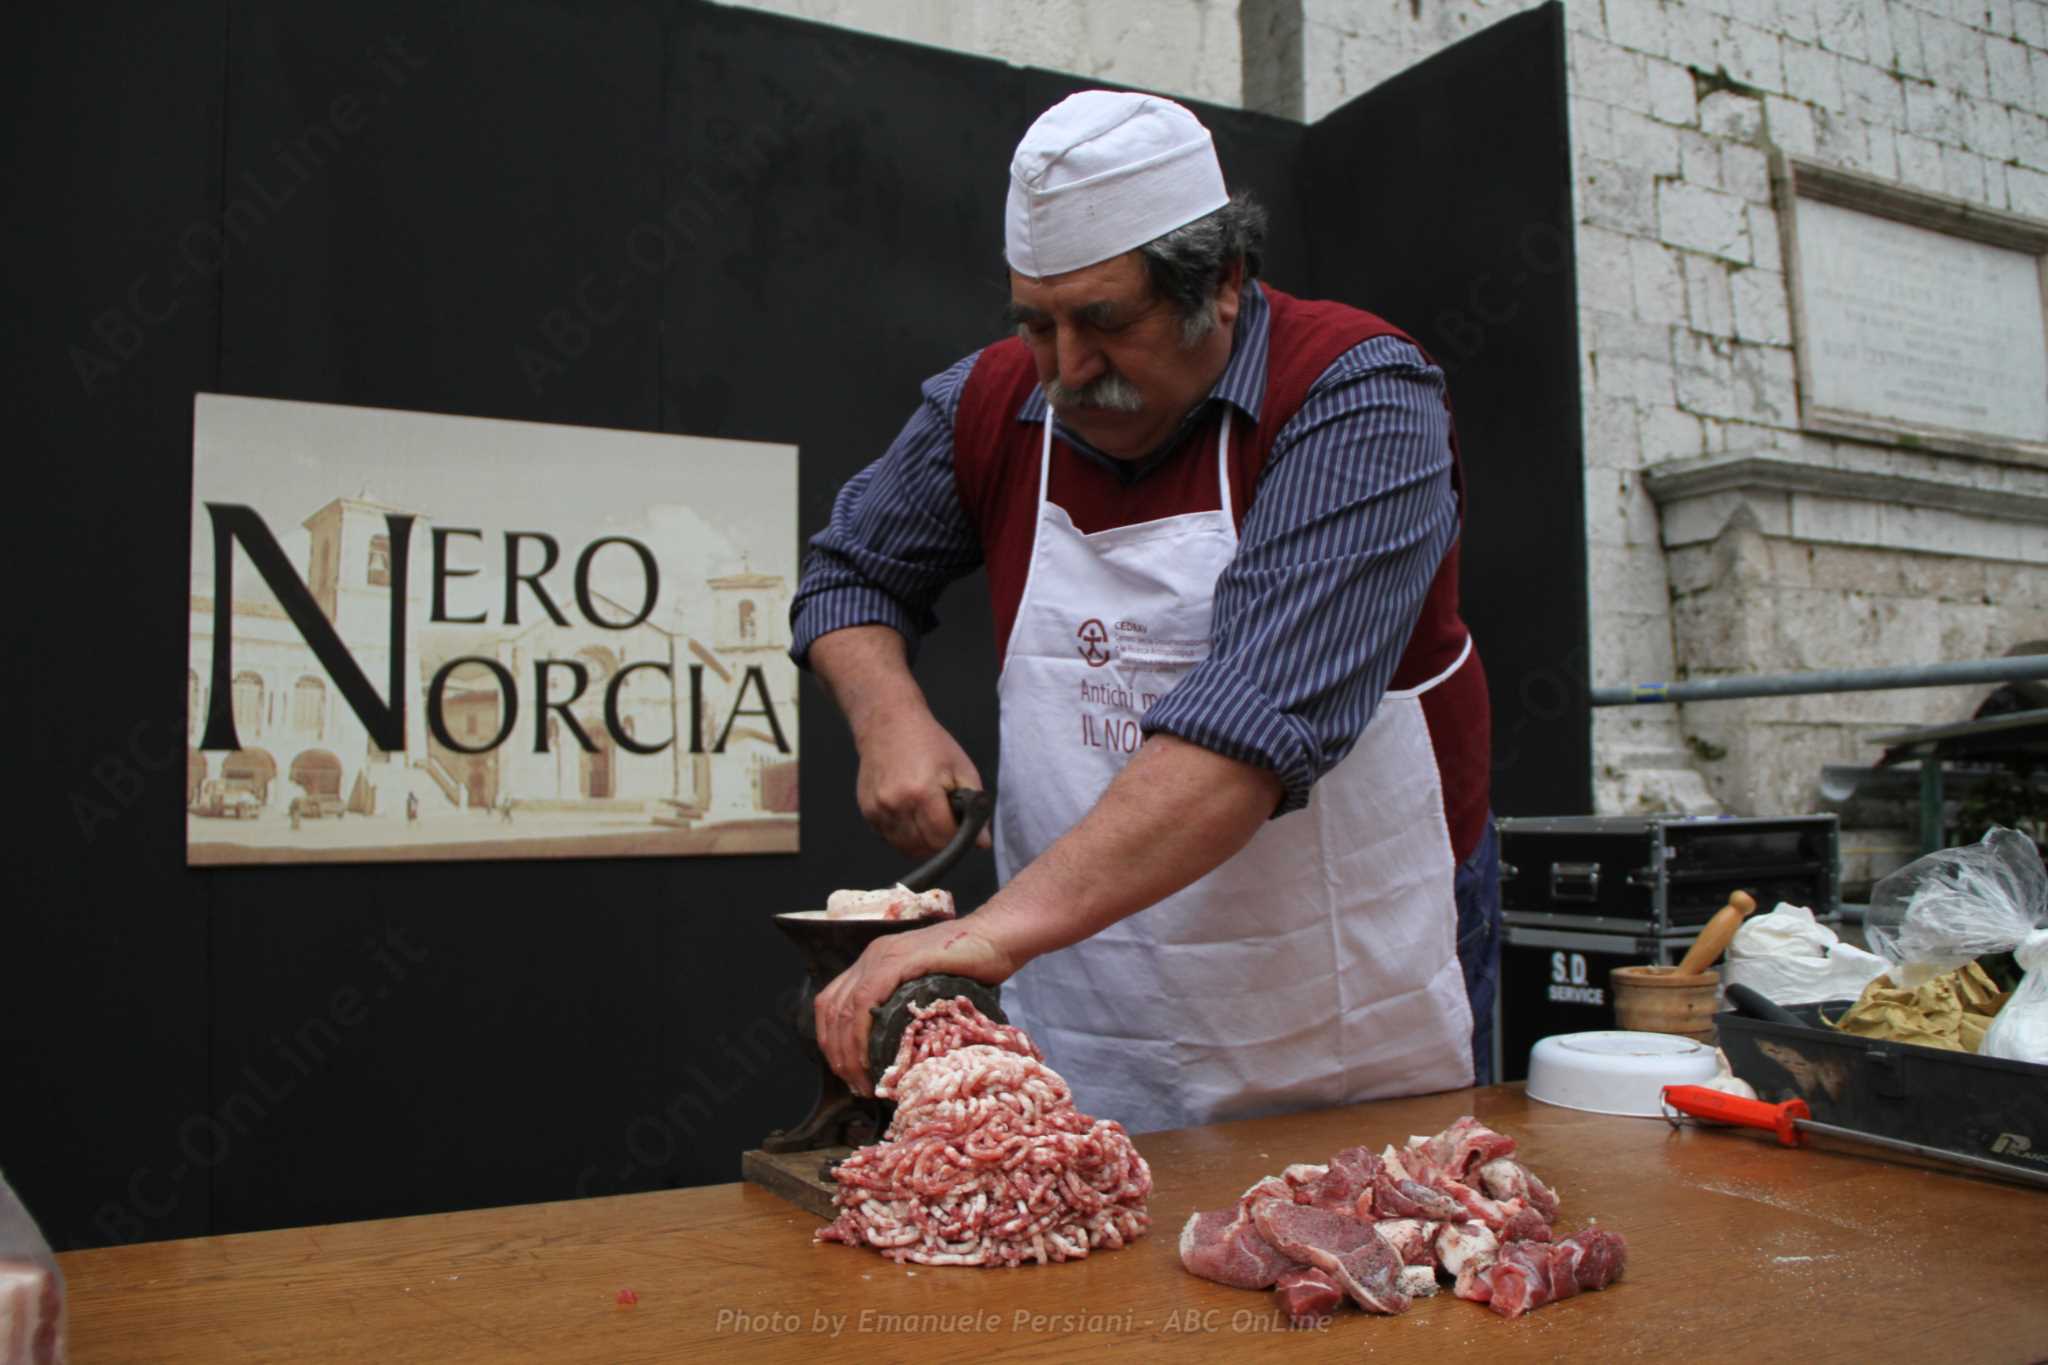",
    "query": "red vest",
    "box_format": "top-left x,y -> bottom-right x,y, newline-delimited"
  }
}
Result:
950,286 -> 1490,860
